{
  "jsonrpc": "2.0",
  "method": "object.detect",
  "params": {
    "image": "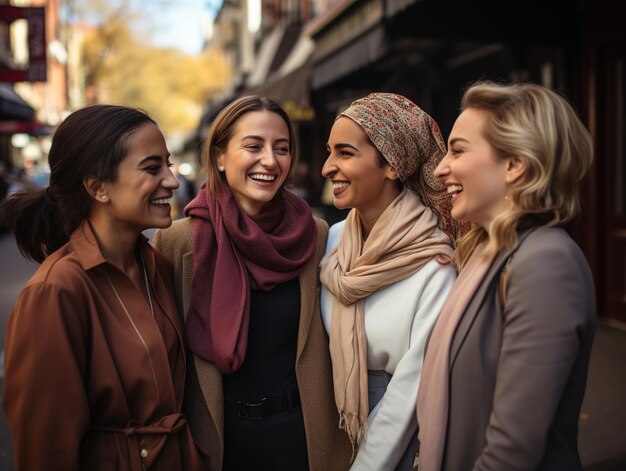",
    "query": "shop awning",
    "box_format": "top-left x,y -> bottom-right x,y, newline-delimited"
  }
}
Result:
246,61 -> 314,122
0,84 -> 35,120
310,24 -> 386,90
